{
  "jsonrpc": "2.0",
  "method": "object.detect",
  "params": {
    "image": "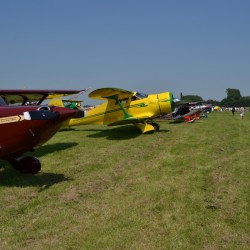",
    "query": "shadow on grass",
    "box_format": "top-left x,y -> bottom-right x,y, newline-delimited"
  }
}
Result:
0,162 -> 72,190
85,126 -> 140,140
58,128 -> 77,132
85,125 -> 170,140
28,142 -> 78,158
168,120 -> 185,124
0,142 -> 77,189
